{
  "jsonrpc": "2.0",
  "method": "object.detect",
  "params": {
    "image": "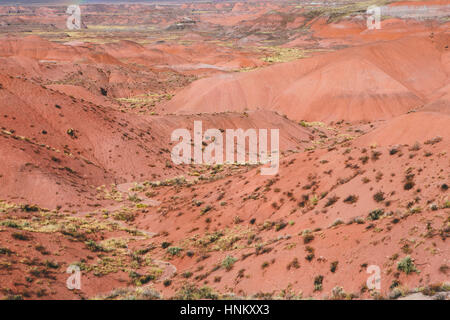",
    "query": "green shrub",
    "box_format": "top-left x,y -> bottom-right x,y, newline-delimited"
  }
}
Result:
12,232 -> 29,241
175,284 -> 218,300
404,181 -> 415,190
167,247 -> 182,256
343,195 -> 358,204
325,195 -> 339,207
314,275 -> 324,292
200,205 -> 212,215
330,261 -> 339,273
85,240 -> 104,252
221,255 -> 237,271
0,220 -> 21,229
45,260 -> 59,269
368,209 -> 384,221
161,242 -> 171,249
275,221 -> 287,231
129,271 -> 154,286
330,219 -> 344,227
163,280 -> 172,287
373,191 -> 385,203
0,247 -> 13,256
20,204 -> 40,212
397,256 -> 418,275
